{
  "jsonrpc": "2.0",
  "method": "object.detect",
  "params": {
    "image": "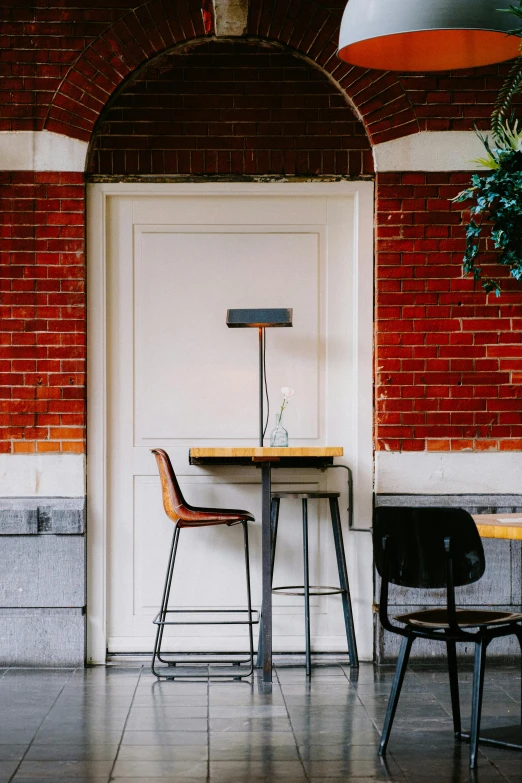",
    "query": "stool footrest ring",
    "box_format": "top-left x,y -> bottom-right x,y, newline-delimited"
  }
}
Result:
153,609 -> 259,626
272,585 -> 345,597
